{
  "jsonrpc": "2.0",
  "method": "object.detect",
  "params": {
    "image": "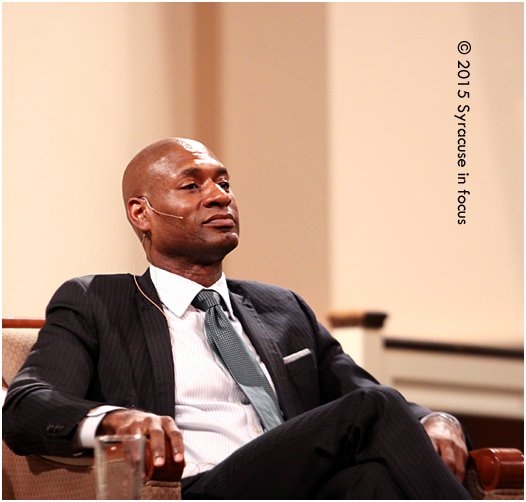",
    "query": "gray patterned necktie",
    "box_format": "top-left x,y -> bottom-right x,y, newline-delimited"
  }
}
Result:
192,289 -> 283,431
